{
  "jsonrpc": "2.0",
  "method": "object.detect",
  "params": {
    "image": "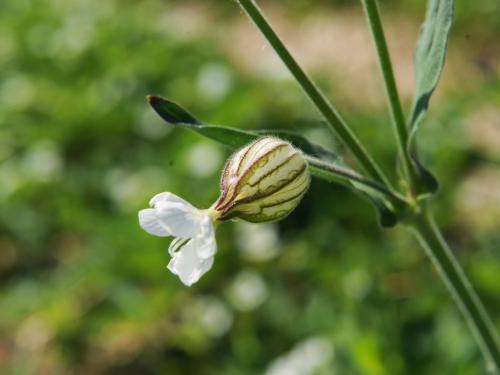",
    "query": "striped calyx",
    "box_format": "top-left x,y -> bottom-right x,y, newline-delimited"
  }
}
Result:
212,137 -> 310,223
